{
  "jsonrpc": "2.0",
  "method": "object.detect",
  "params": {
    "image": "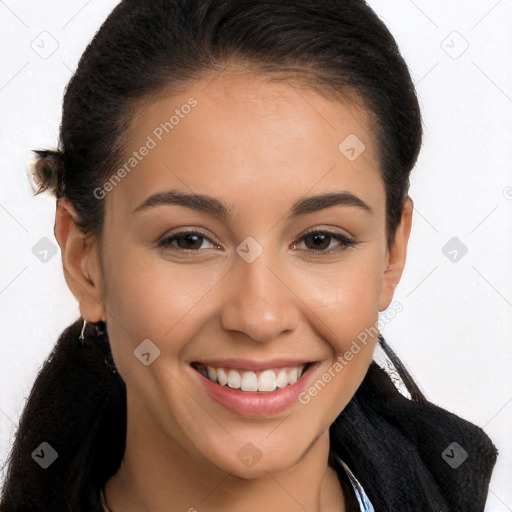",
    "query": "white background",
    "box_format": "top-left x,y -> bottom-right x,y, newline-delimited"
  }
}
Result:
0,1 -> 511,509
